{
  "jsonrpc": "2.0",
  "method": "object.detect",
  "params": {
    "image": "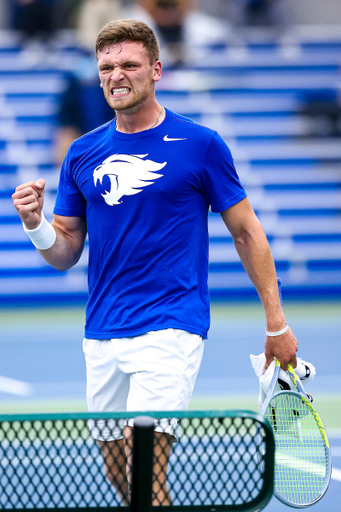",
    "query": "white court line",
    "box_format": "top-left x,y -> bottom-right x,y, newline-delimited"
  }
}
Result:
332,467 -> 341,482
0,375 -> 33,396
